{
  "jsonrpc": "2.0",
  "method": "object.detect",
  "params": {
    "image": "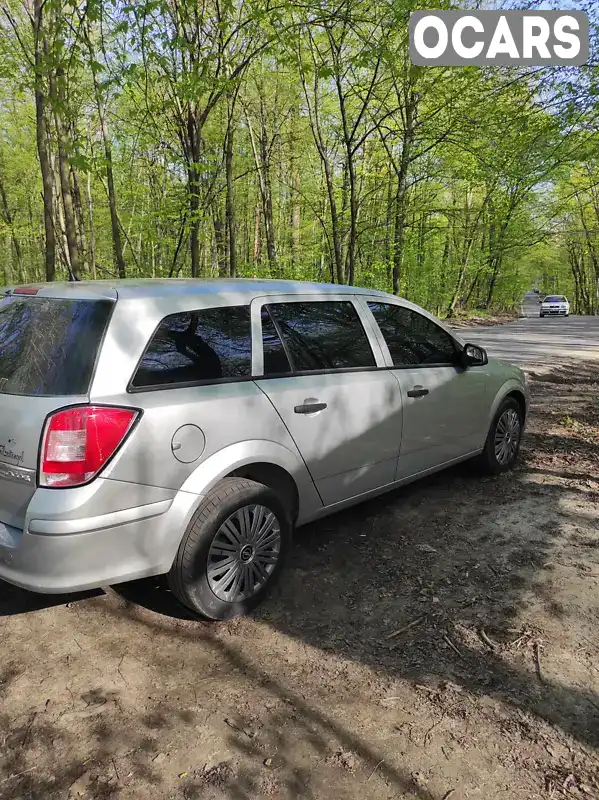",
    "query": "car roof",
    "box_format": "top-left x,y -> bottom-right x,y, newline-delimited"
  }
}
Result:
6,278 -> 392,302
